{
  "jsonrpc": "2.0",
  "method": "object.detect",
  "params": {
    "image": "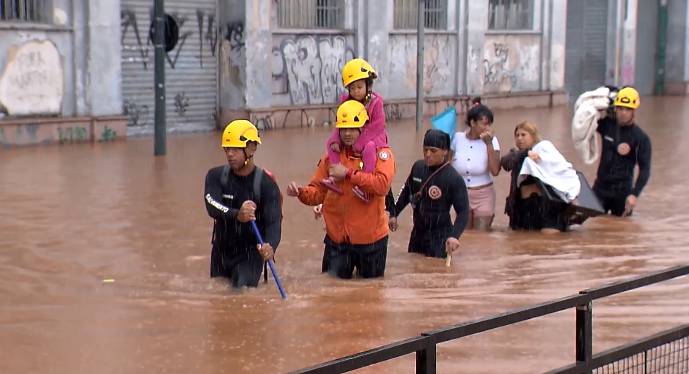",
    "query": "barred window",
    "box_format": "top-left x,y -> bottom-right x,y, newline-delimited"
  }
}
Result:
278,0 -> 344,29
394,0 -> 447,30
0,0 -> 52,23
489,0 -> 533,30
